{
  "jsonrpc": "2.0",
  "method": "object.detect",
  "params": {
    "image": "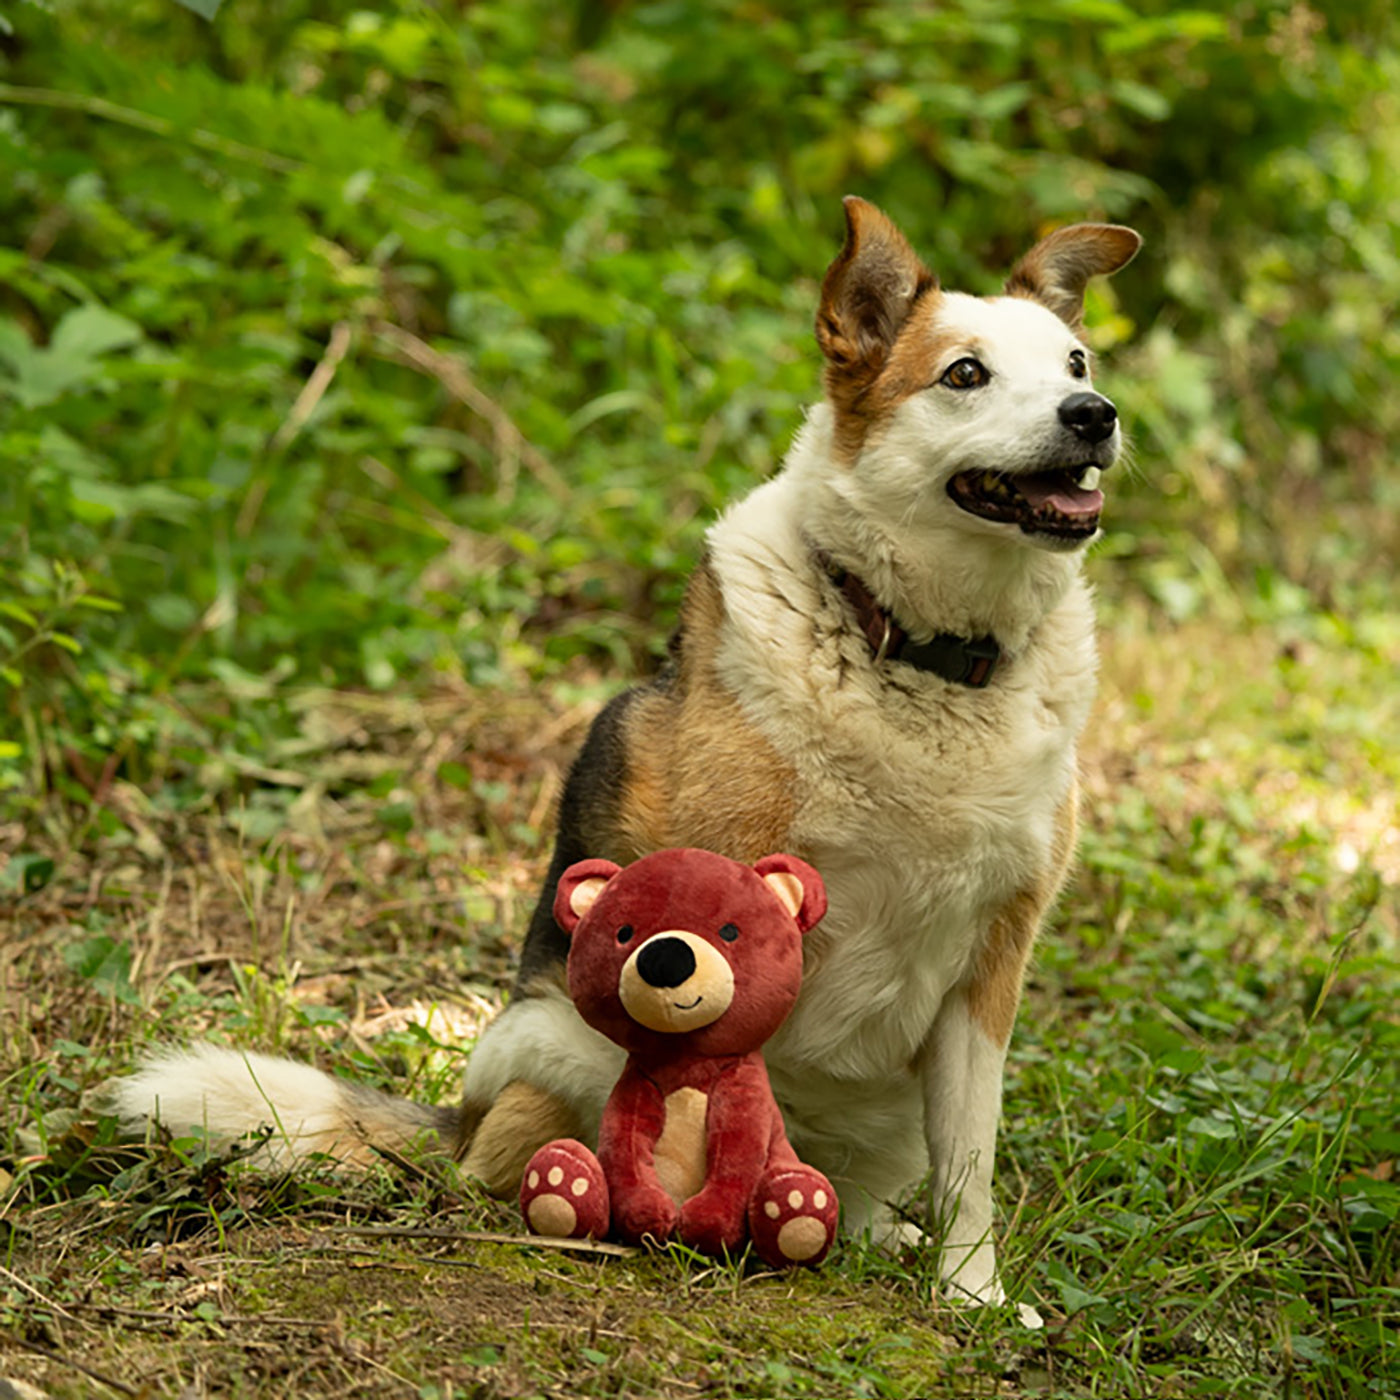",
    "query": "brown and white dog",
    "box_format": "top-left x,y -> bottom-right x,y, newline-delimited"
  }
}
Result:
116,200 -> 1139,1313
